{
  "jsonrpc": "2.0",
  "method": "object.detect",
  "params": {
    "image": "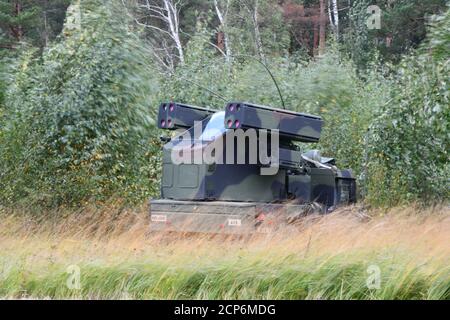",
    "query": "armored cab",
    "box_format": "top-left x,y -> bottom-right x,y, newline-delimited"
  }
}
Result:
150,101 -> 356,233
